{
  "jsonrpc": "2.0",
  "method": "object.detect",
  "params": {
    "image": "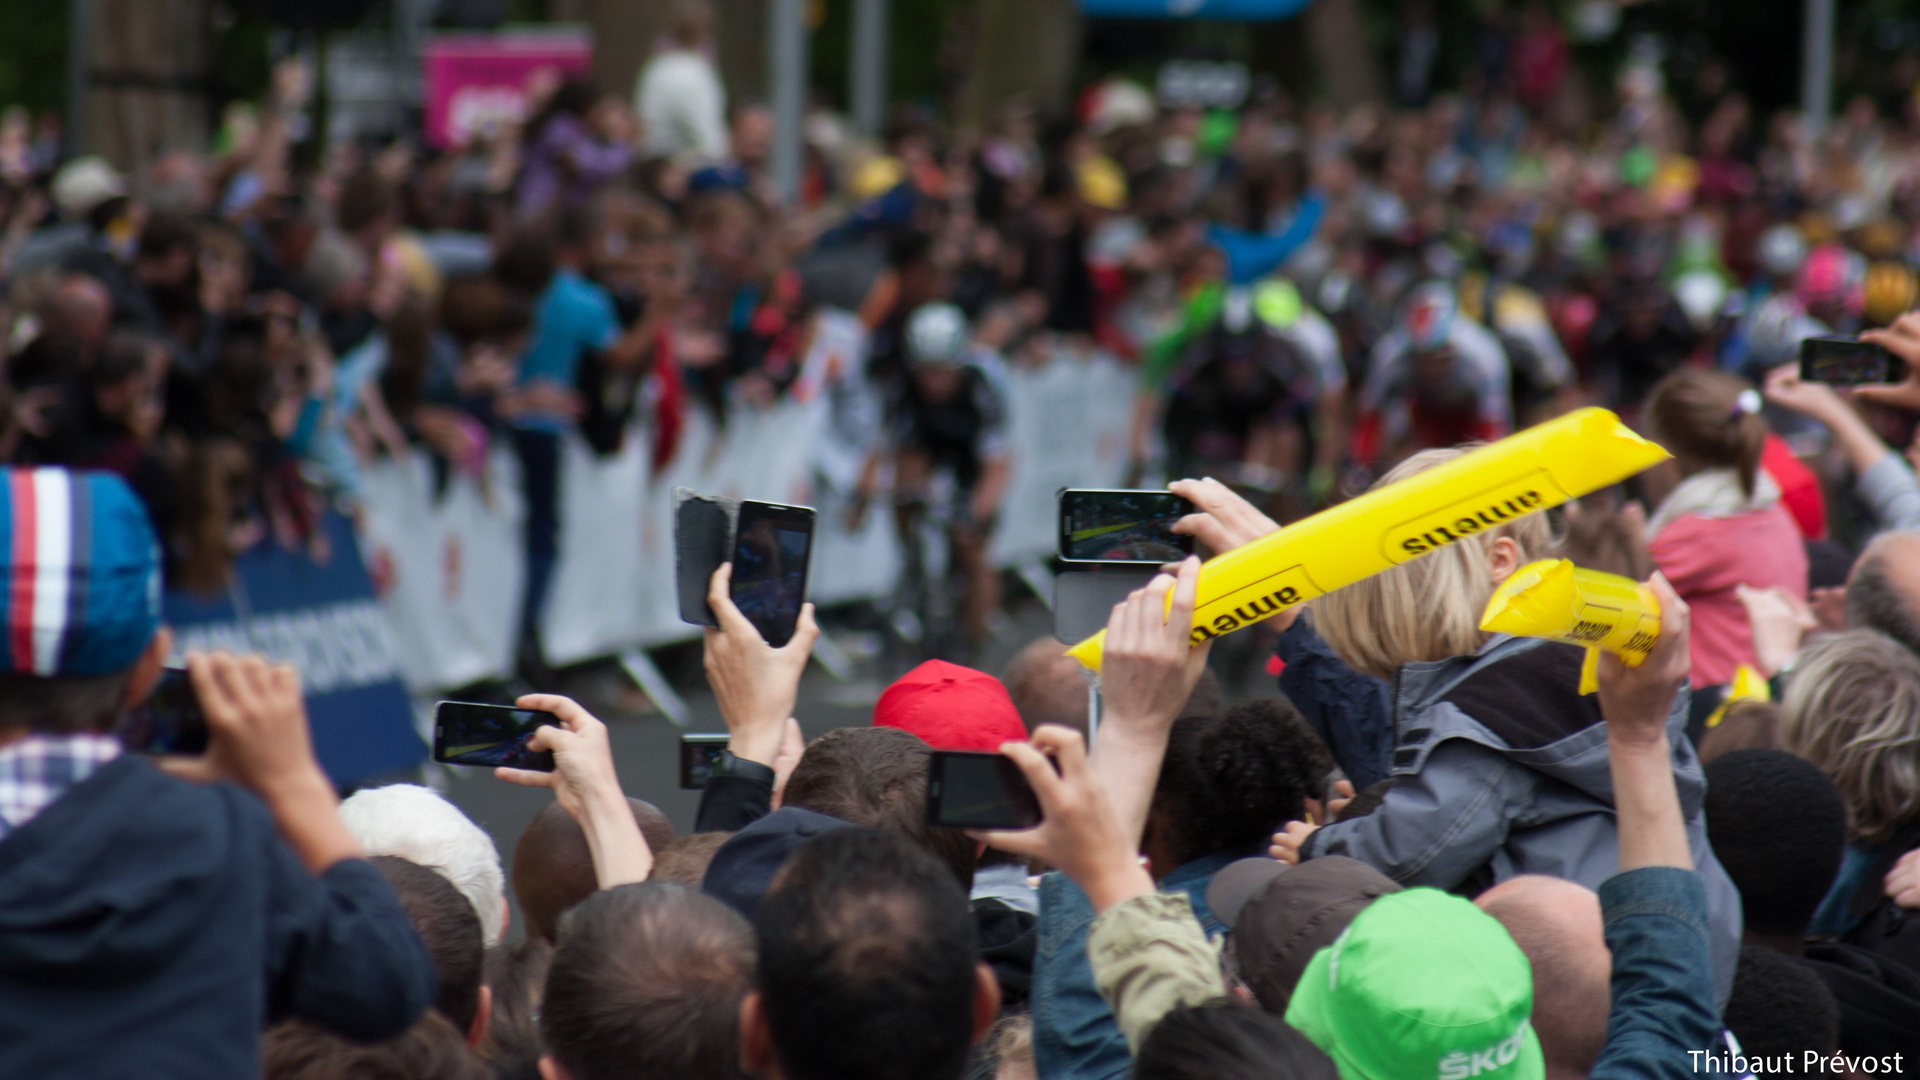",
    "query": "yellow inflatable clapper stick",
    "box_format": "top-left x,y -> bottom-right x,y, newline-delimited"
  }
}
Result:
1703,664 -> 1771,729
1065,407 -> 1670,670
1479,558 -> 1661,694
